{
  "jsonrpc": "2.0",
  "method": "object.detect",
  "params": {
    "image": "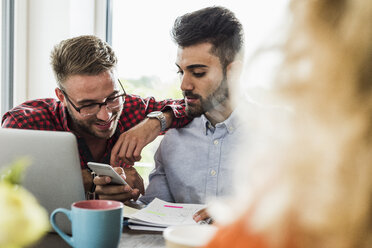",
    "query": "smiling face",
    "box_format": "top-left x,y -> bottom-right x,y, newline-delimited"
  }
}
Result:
56,70 -> 123,140
176,43 -> 230,119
